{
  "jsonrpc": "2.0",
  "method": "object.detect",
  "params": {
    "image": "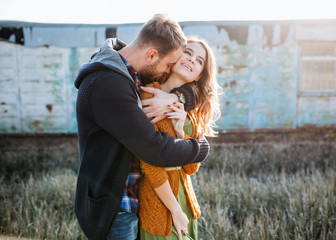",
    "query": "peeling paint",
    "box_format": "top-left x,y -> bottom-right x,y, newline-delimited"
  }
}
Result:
46,104 -> 53,112
217,25 -> 249,45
